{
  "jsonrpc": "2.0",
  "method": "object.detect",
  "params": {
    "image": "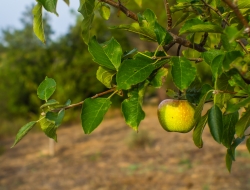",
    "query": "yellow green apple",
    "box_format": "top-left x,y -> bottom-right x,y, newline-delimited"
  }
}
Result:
157,99 -> 195,133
